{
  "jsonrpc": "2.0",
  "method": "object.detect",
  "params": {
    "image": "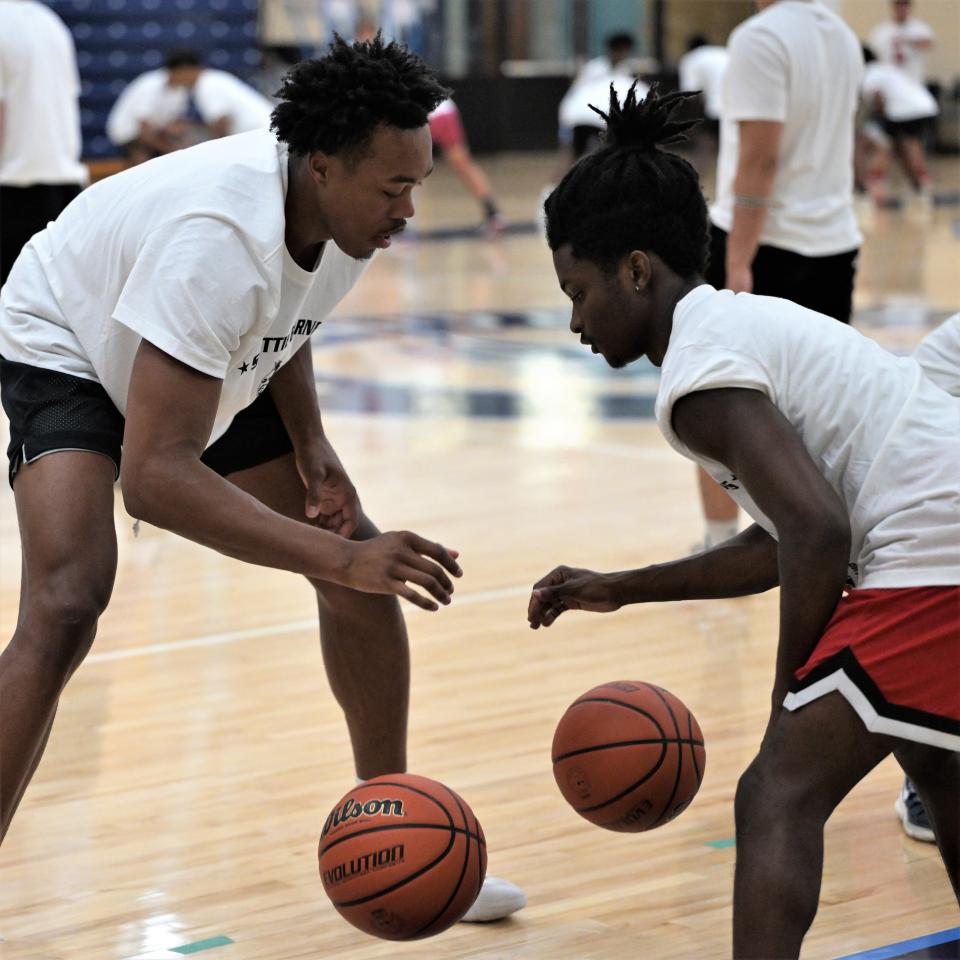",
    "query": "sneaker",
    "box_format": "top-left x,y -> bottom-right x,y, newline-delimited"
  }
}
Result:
894,777 -> 936,843
460,874 -> 527,923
